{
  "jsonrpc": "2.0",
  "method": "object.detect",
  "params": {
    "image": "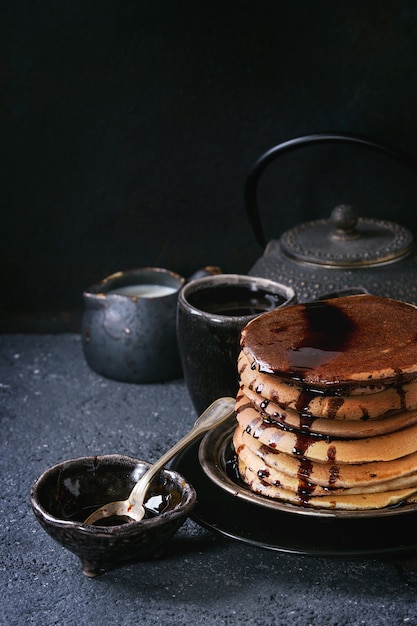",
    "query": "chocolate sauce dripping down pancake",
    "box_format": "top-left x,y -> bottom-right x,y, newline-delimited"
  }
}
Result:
232,295 -> 417,510
234,425 -> 417,489
240,385 -> 417,438
237,458 -> 417,510
235,394 -> 417,464
238,350 -> 417,421
234,431 -> 417,496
